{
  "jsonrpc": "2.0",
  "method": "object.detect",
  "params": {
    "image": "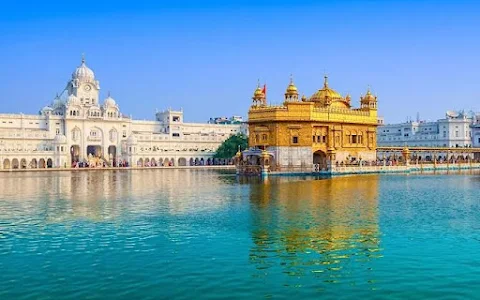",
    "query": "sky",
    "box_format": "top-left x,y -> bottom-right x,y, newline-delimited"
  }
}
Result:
0,0 -> 479,123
